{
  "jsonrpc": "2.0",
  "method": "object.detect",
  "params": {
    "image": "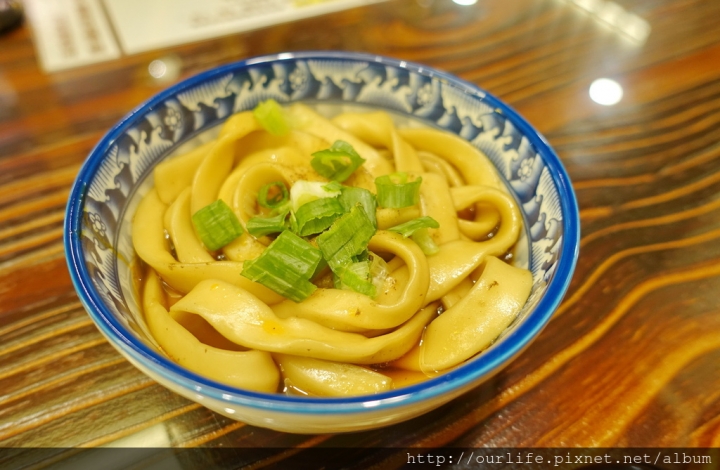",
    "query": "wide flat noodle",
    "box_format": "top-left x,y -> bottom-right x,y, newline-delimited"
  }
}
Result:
170,280 -> 438,364
191,111 -> 259,214
450,185 -> 521,242
421,256 -> 533,372
271,231 -> 429,331
218,146 -> 314,212
134,105 -> 533,397
274,354 -> 392,397
132,188 -> 283,304
419,172 -> 460,245
332,111 -> 424,172
143,270 -> 279,392
230,162 -> 299,226
424,184 -> 522,303
286,103 -> 394,179
376,206 -> 421,230
154,140 -> 215,205
418,151 -> 465,187
399,128 -> 503,189
165,188 -> 214,263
